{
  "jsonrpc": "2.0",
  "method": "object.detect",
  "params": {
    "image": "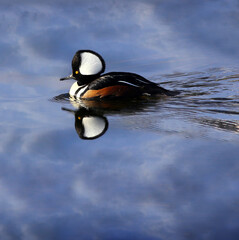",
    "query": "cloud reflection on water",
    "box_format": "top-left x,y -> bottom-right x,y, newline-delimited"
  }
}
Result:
0,122 -> 239,239
1,0 -> 239,84
1,0 -> 239,239
0,89 -> 239,240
